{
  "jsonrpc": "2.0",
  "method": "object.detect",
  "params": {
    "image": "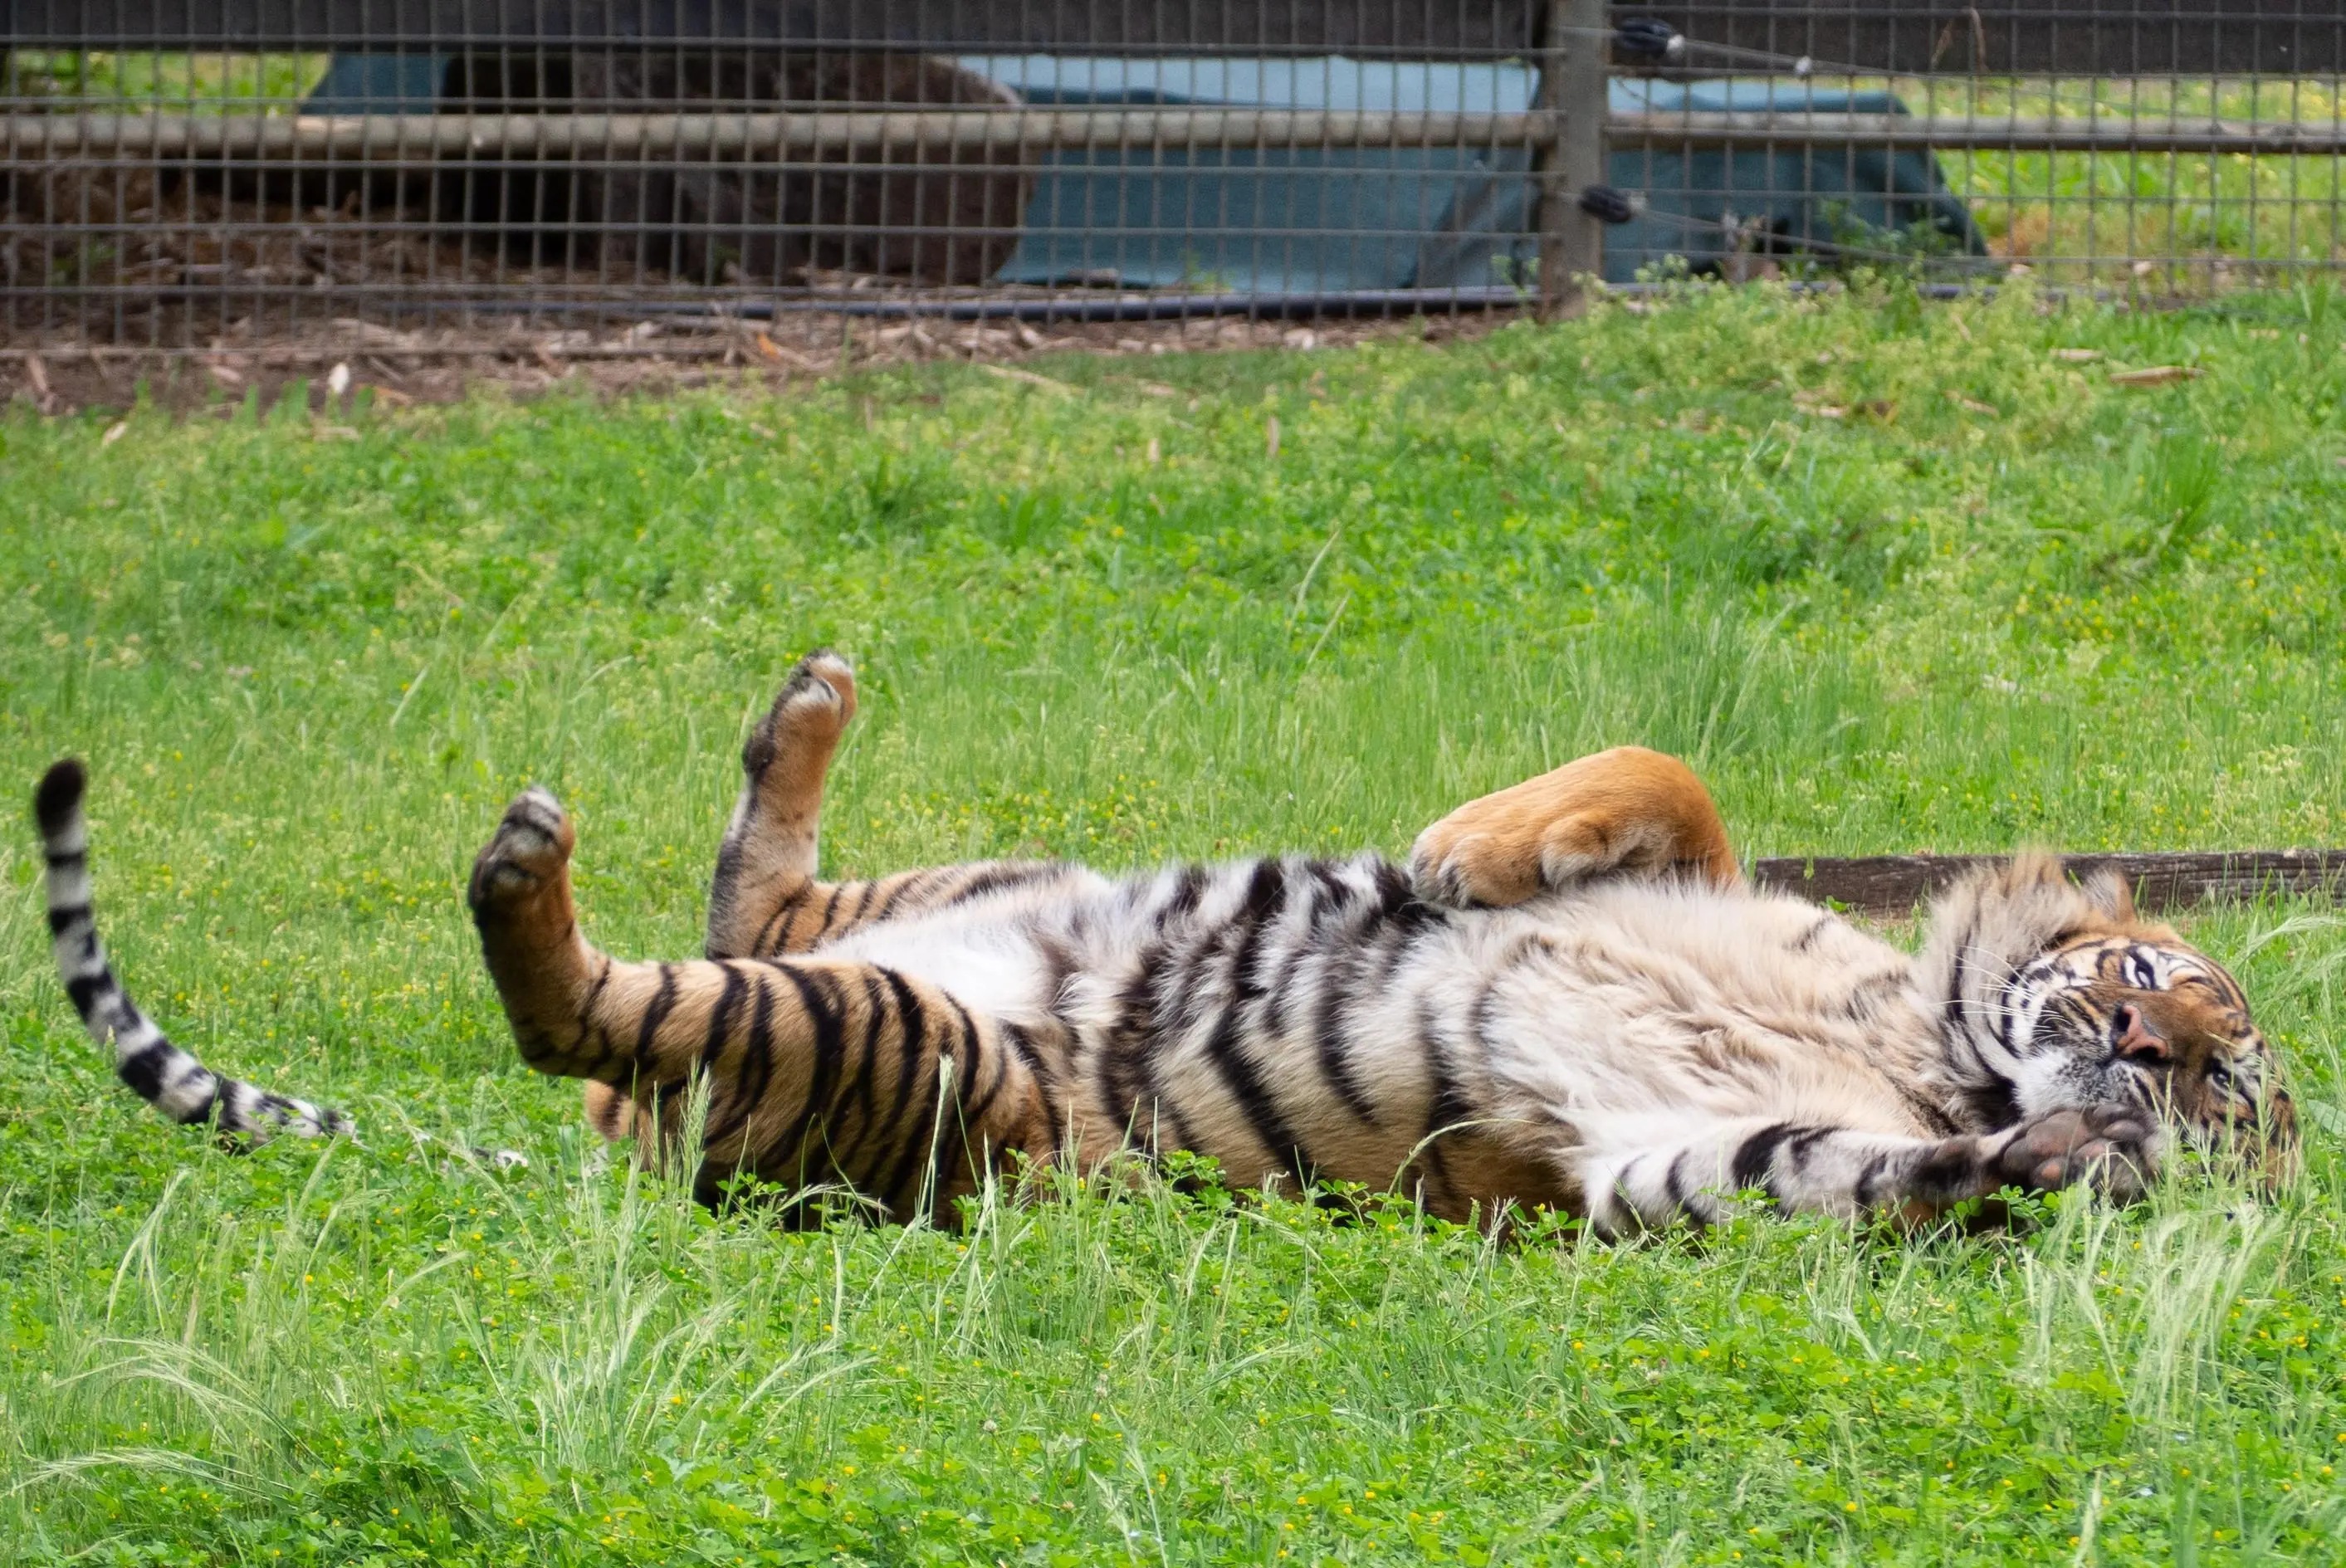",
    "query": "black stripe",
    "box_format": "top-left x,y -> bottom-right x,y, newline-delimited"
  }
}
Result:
1729,1121 -> 1801,1194
950,995 -> 1004,1131
942,864 -> 1047,911
870,870 -> 930,925
1000,1021 -> 1061,1133
1309,949 -> 1381,1128
824,971 -> 891,1178
1095,951 -> 1161,1138
691,964 -> 751,1140
1962,1072 -> 2021,1130
1942,915 -> 1977,1033
65,971 -> 106,1018
1661,1150 -> 1690,1214
873,971 -> 938,1213
696,965 -> 749,1074
1411,999 -> 1467,1207
812,884 -> 846,940
629,965 -> 682,1079
1197,862 -> 1310,1185
1897,1082 -> 1962,1137
729,972 -> 780,1145
1786,1126 -> 1836,1167
1793,917 -> 1833,954
1371,857 -> 1415,914
1129,948 -> 1199,1155
760,965 -> 848,1180
574,955 -> 615,1070
116,1040 -> 173,1102
46,904 -> 87,936
929,998 -> 984,1199
753,880 -> 814,955
1854,1150 -> 1892,1207
1161,864 -> 1209,922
